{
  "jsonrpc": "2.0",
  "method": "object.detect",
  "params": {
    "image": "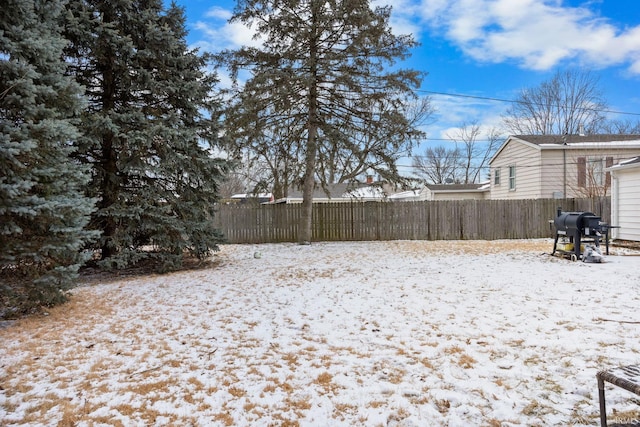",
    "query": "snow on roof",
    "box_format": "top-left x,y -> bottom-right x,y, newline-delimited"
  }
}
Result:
607,156 -> 640,172
620,156 -> 640,165
231,193 -> 273,199
425,183 -> 489,192
387,189 -> 422,199
538,140 -> 640,148
517,134 -> 640,145
342,186 -> 385,199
